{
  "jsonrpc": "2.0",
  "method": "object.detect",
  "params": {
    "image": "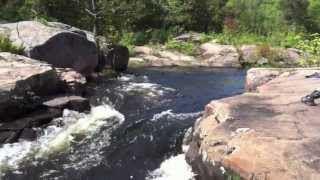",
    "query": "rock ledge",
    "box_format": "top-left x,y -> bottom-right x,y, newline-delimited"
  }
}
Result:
186,68 -> 320,180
